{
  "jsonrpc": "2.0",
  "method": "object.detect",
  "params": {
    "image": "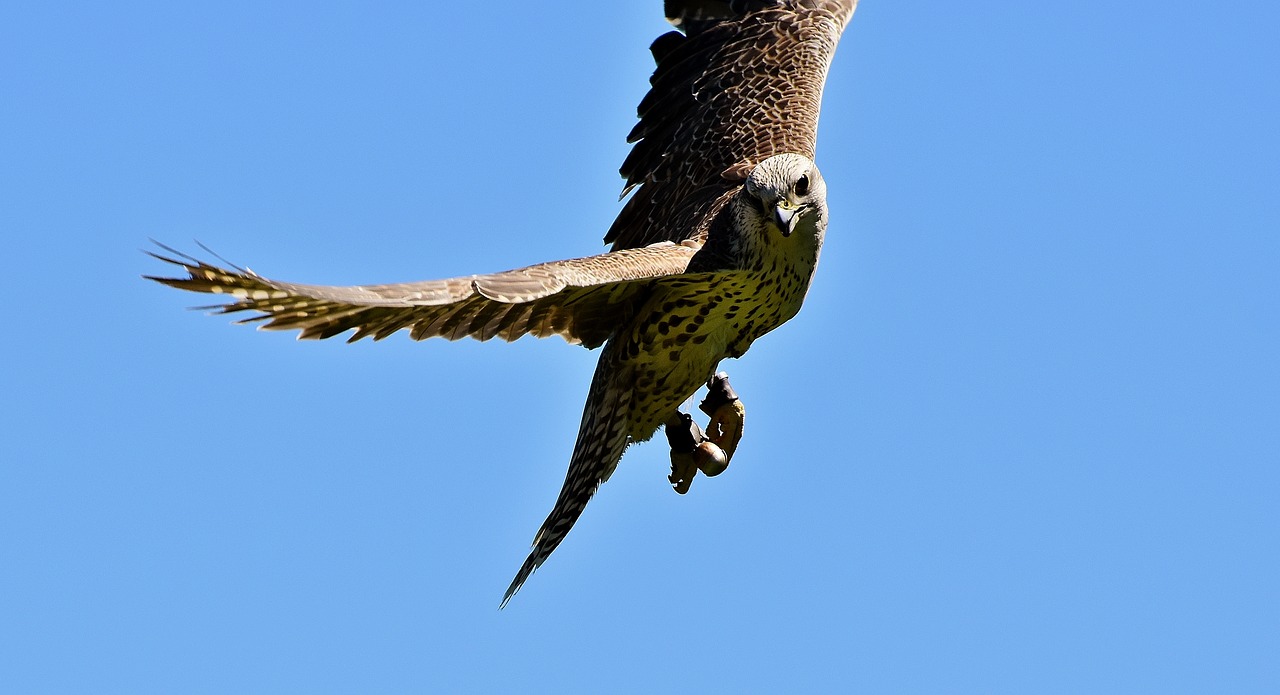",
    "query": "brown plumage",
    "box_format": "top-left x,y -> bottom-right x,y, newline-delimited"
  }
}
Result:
147,240 -> 705,349
608,0 -> 855,250
148,0 -> 857,607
